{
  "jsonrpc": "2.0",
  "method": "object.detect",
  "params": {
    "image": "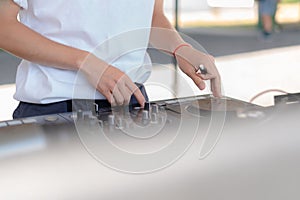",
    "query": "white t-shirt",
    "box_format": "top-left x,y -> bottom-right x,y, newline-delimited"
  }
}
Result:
13,0 -> 155,103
